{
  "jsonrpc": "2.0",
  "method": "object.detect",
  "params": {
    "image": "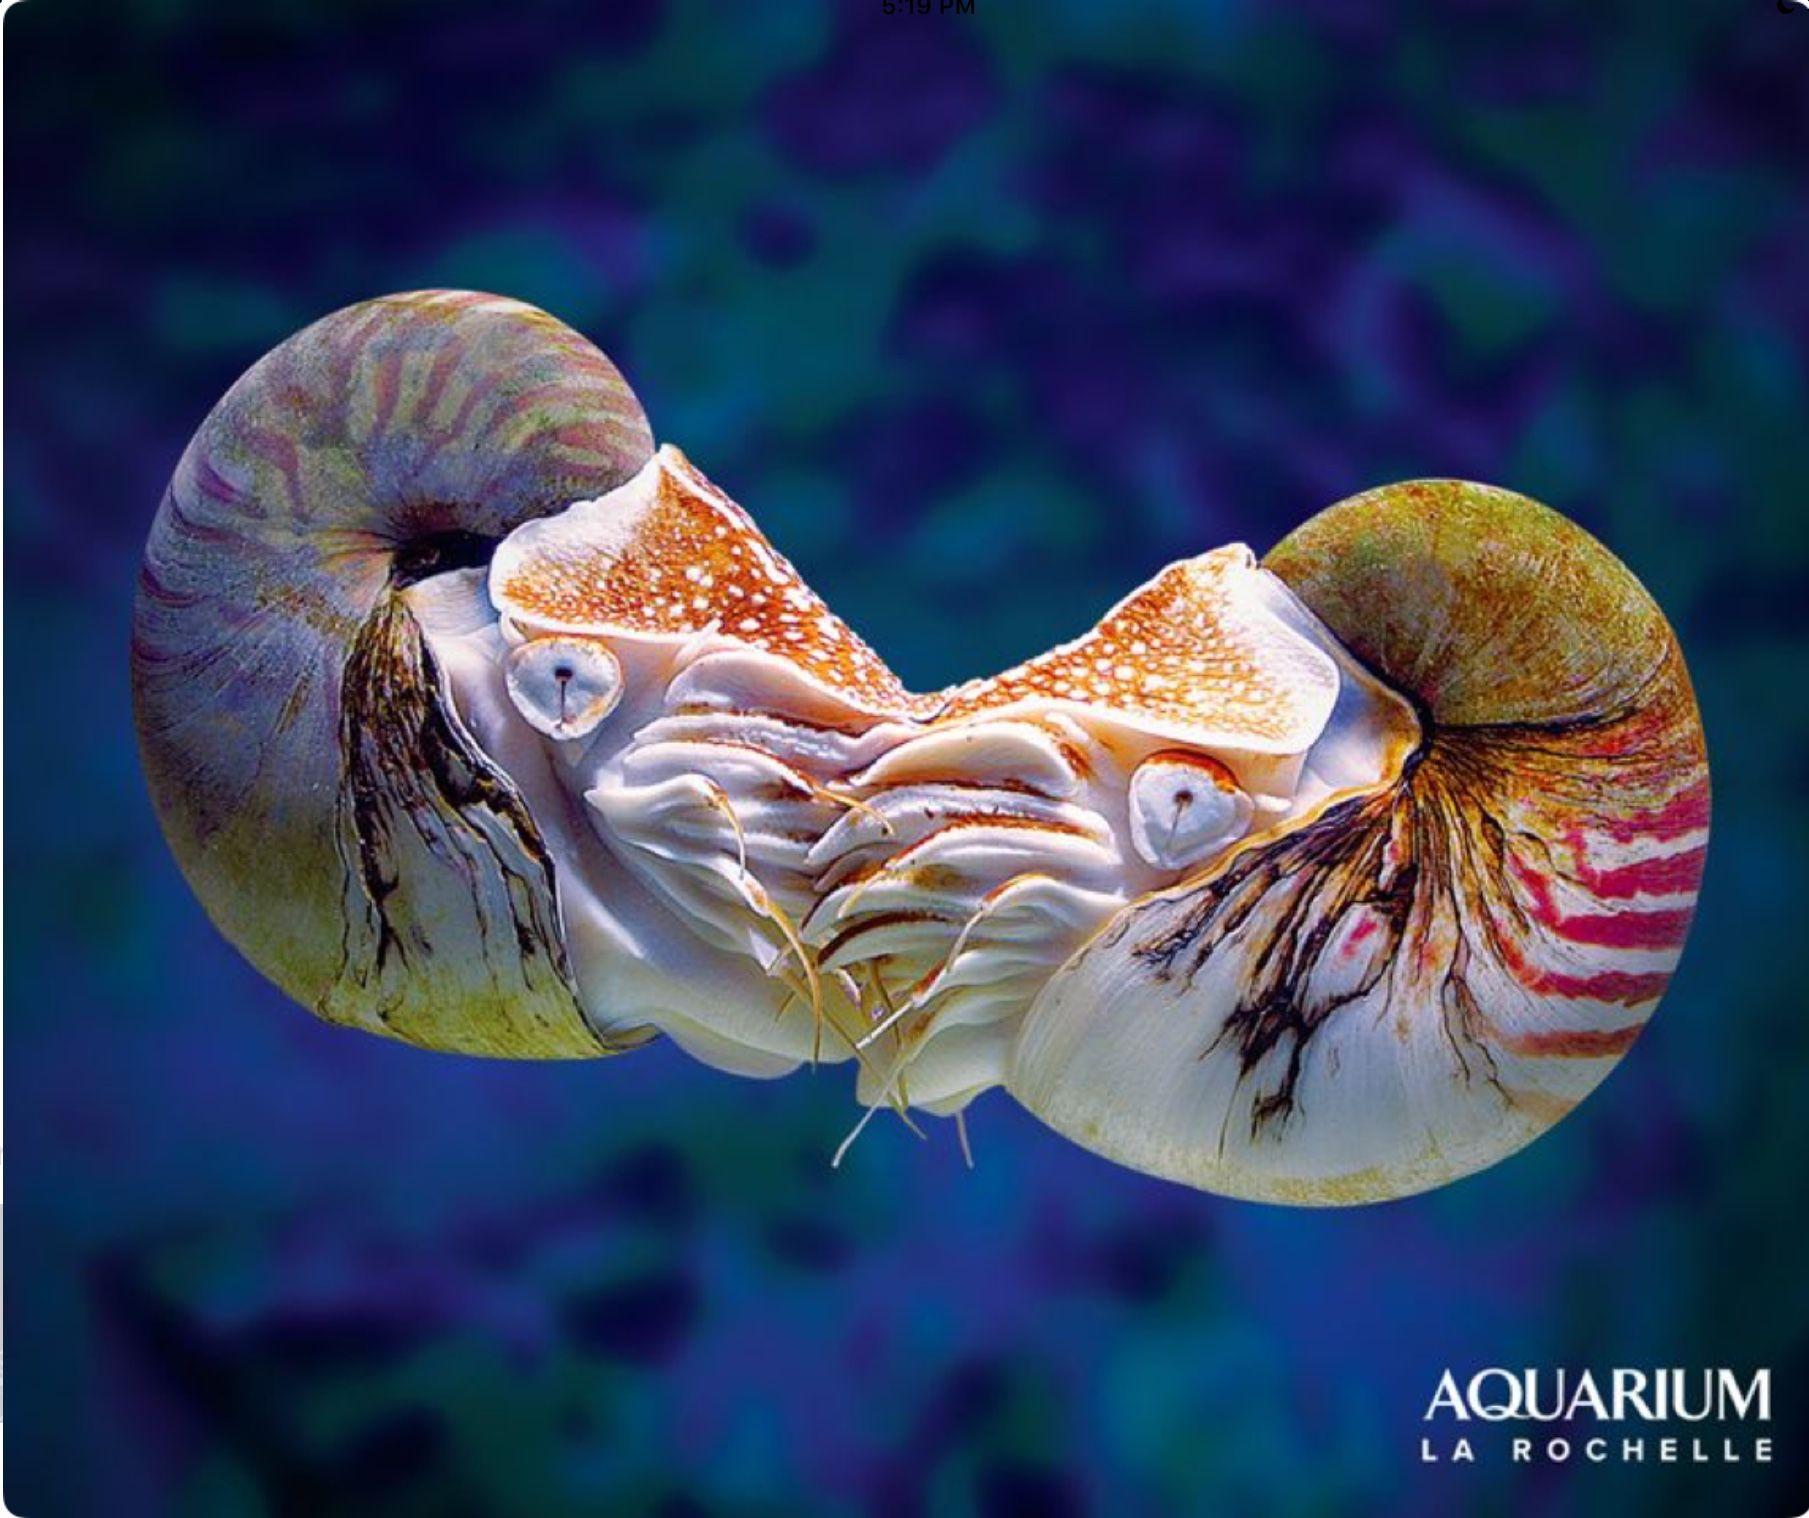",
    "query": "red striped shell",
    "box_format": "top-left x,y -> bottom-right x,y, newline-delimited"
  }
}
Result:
1007,482 -> 1708,1203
